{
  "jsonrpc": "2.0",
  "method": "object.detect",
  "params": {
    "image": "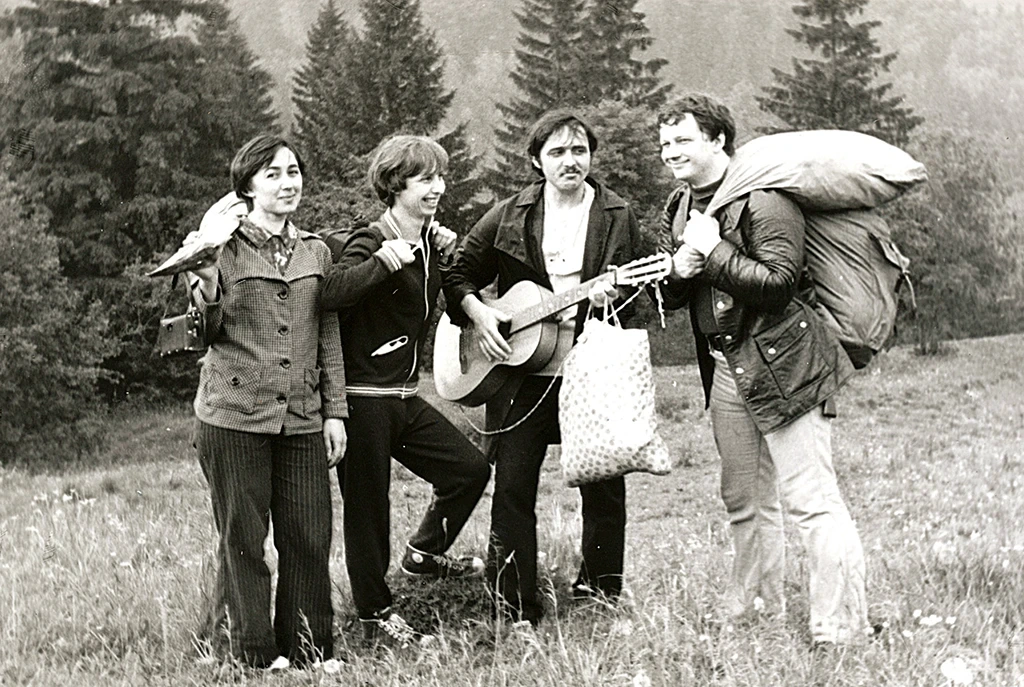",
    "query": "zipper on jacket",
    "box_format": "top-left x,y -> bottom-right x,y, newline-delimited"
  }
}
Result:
407,226 -> 432,383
